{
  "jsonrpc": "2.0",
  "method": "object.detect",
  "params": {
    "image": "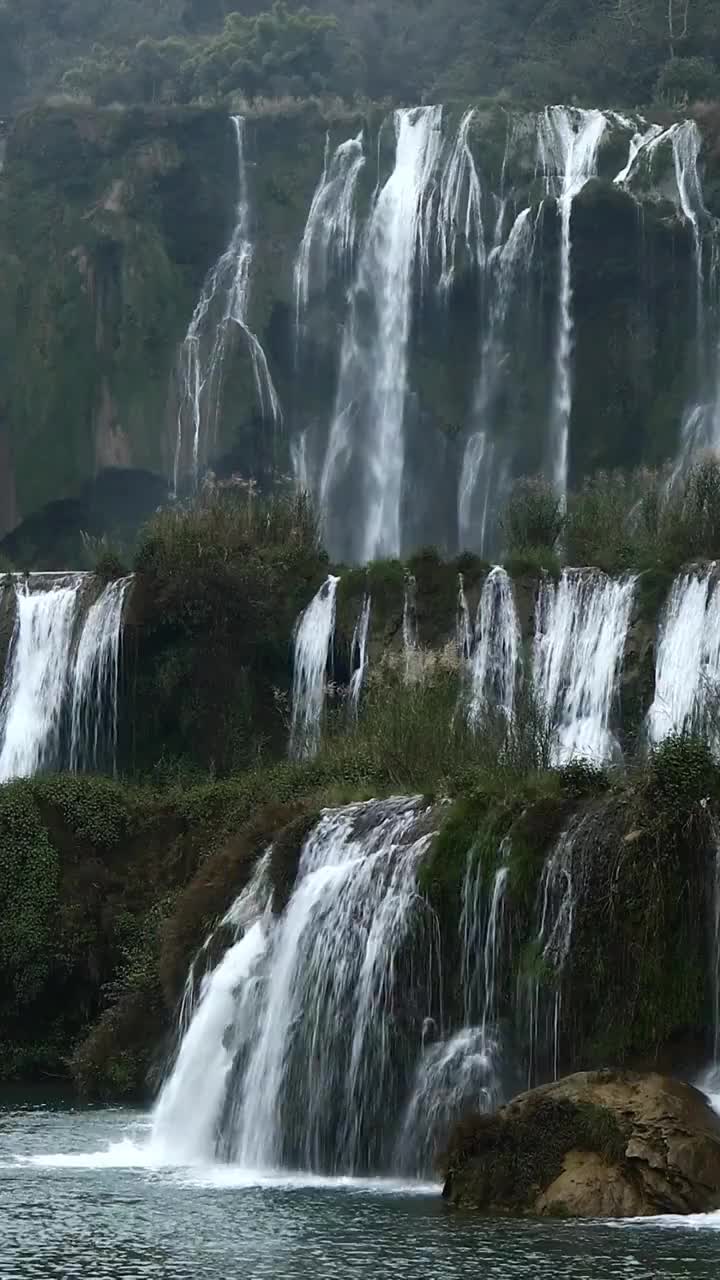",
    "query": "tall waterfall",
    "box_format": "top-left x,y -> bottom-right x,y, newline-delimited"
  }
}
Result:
174,115 -> 280,495
152,798 -> 439,1173
459,207 -> 535,552
0,575 -> 85,781
436,107 -> 485,291
467,567 -> 520,727
321,106 -> 443,563
294,131 -> 365,340
620,119 -> 719,474
533,569 -> 636,765
646,567 -> 720,747
538,108 -> 609,503
289,575 -> 339,759
70,576 -> 132,774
